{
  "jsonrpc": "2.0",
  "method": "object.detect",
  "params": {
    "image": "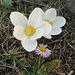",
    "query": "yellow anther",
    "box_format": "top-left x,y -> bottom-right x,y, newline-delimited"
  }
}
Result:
49,21 -> 53,25
45,20 -> 53,25
29,26 -> 35,32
